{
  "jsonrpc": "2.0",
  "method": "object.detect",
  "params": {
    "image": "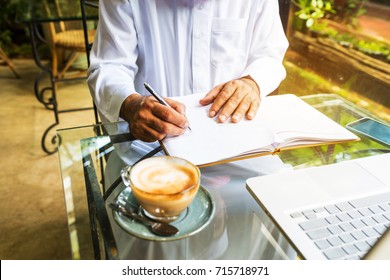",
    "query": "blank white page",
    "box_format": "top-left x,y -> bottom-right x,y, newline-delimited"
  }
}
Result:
162,93 -> 274,166
259,94 -> 358,147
